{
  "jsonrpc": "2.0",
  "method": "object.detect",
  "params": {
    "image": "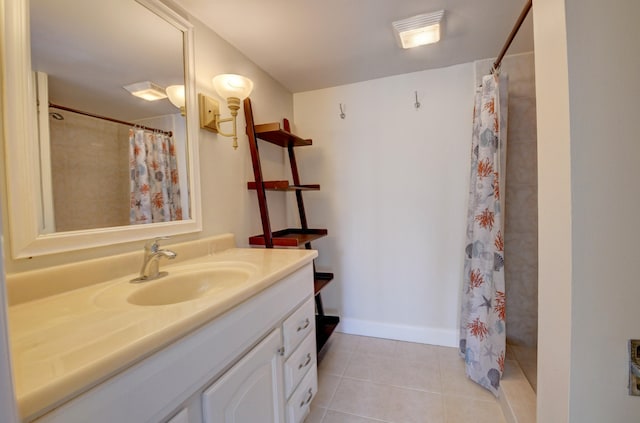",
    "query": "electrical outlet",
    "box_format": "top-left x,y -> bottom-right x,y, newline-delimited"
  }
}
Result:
629,340 -> 640,396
